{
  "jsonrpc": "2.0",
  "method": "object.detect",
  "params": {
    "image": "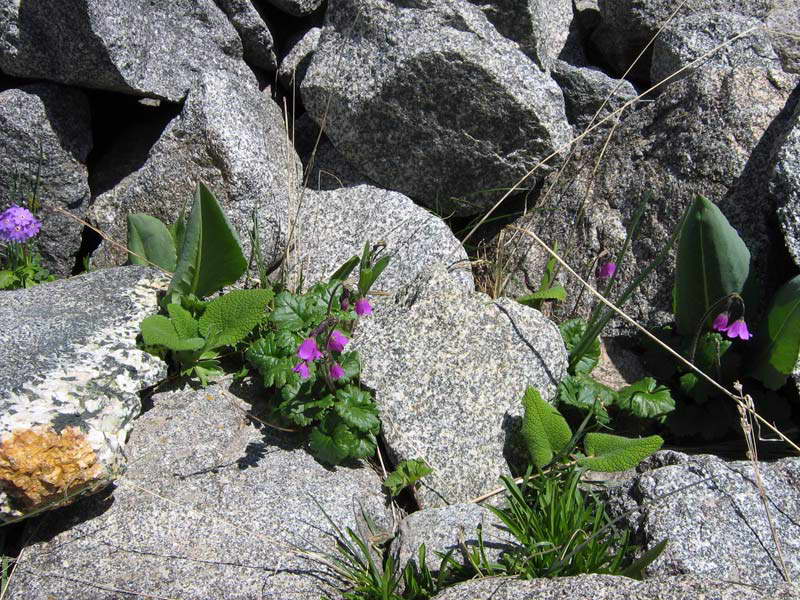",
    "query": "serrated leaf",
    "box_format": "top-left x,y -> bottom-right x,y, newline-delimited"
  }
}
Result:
334,385 -> 380,432
557,375 -> 613,426
674,195 -> 751,336
246,336 -> 305,389
140,314 -> 205,351
198,289 -> 272,349
126,213 -> 177,271
383,459 -> 433,497
579,433 -> 663,472
0,270 -> 17,289
271,291 -> 319,332
309,427 -> 347,465
749,274 -> 800,390
338,351 -> 362,381
615,377 -> 675,421
560,319 -> 600,375
166,303 -> 199,339
520,387 -> 573,469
